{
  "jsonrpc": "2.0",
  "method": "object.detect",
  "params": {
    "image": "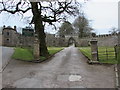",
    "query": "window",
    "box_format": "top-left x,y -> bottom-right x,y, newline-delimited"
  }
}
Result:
7,32 -> 9,36
22,32 -> 25,35
6,39 -> 9,42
